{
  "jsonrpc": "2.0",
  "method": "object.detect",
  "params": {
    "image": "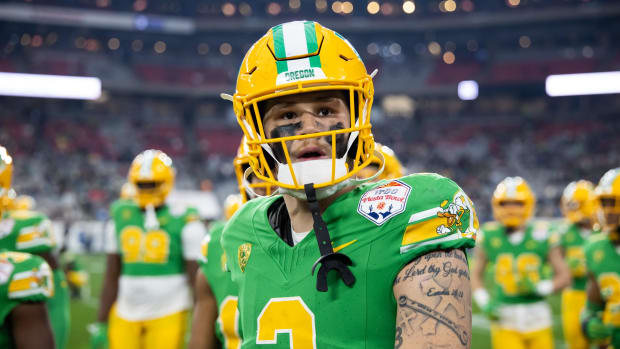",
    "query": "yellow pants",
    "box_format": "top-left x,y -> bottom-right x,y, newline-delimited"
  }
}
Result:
562,289 -> 589,349
491,325 -> 554,349
108,306 -> 188,349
